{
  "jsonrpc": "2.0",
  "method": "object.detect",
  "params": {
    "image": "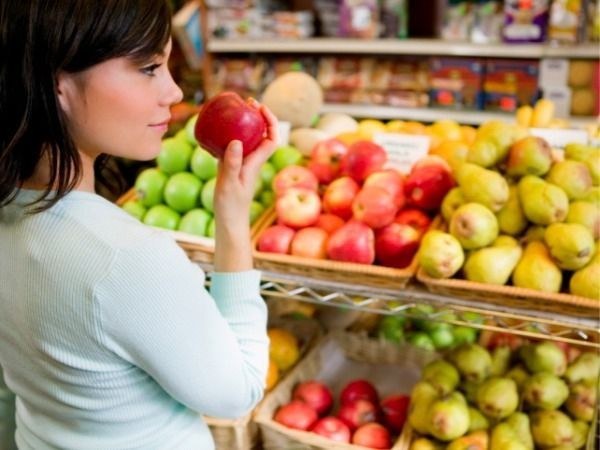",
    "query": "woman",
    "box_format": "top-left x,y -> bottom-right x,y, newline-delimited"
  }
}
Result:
0,1 -> 277,449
